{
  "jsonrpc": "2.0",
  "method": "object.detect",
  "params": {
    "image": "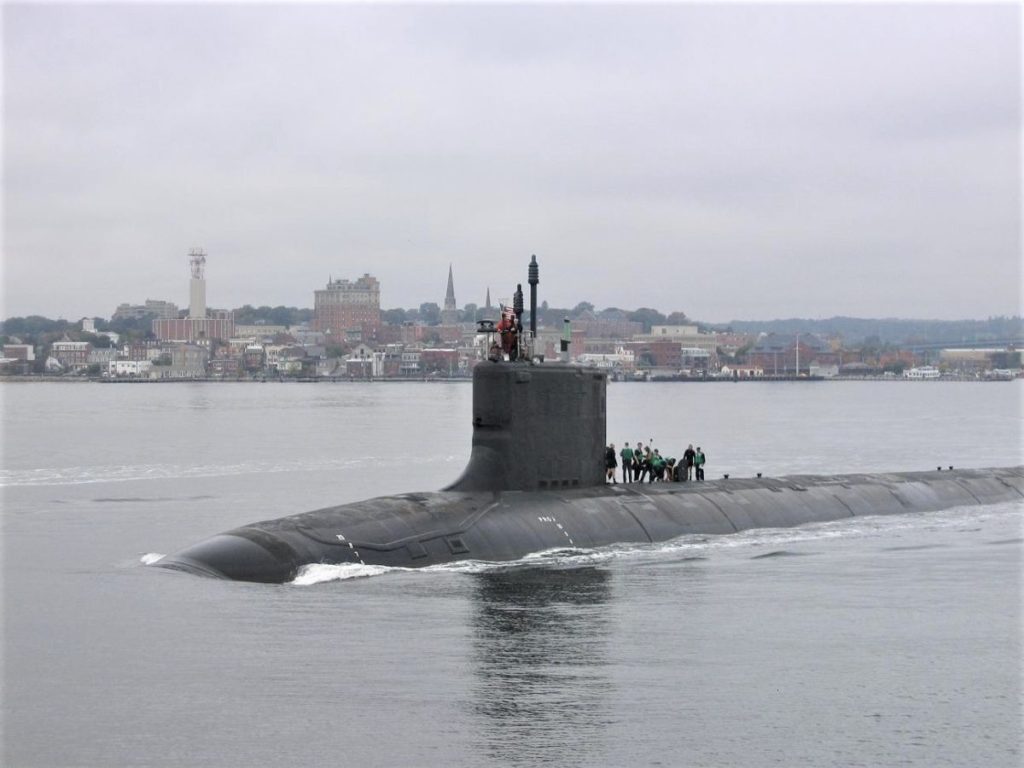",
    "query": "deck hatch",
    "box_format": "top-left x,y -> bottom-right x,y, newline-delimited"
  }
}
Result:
406,541 -> 429,559
446,536 -> 470,555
